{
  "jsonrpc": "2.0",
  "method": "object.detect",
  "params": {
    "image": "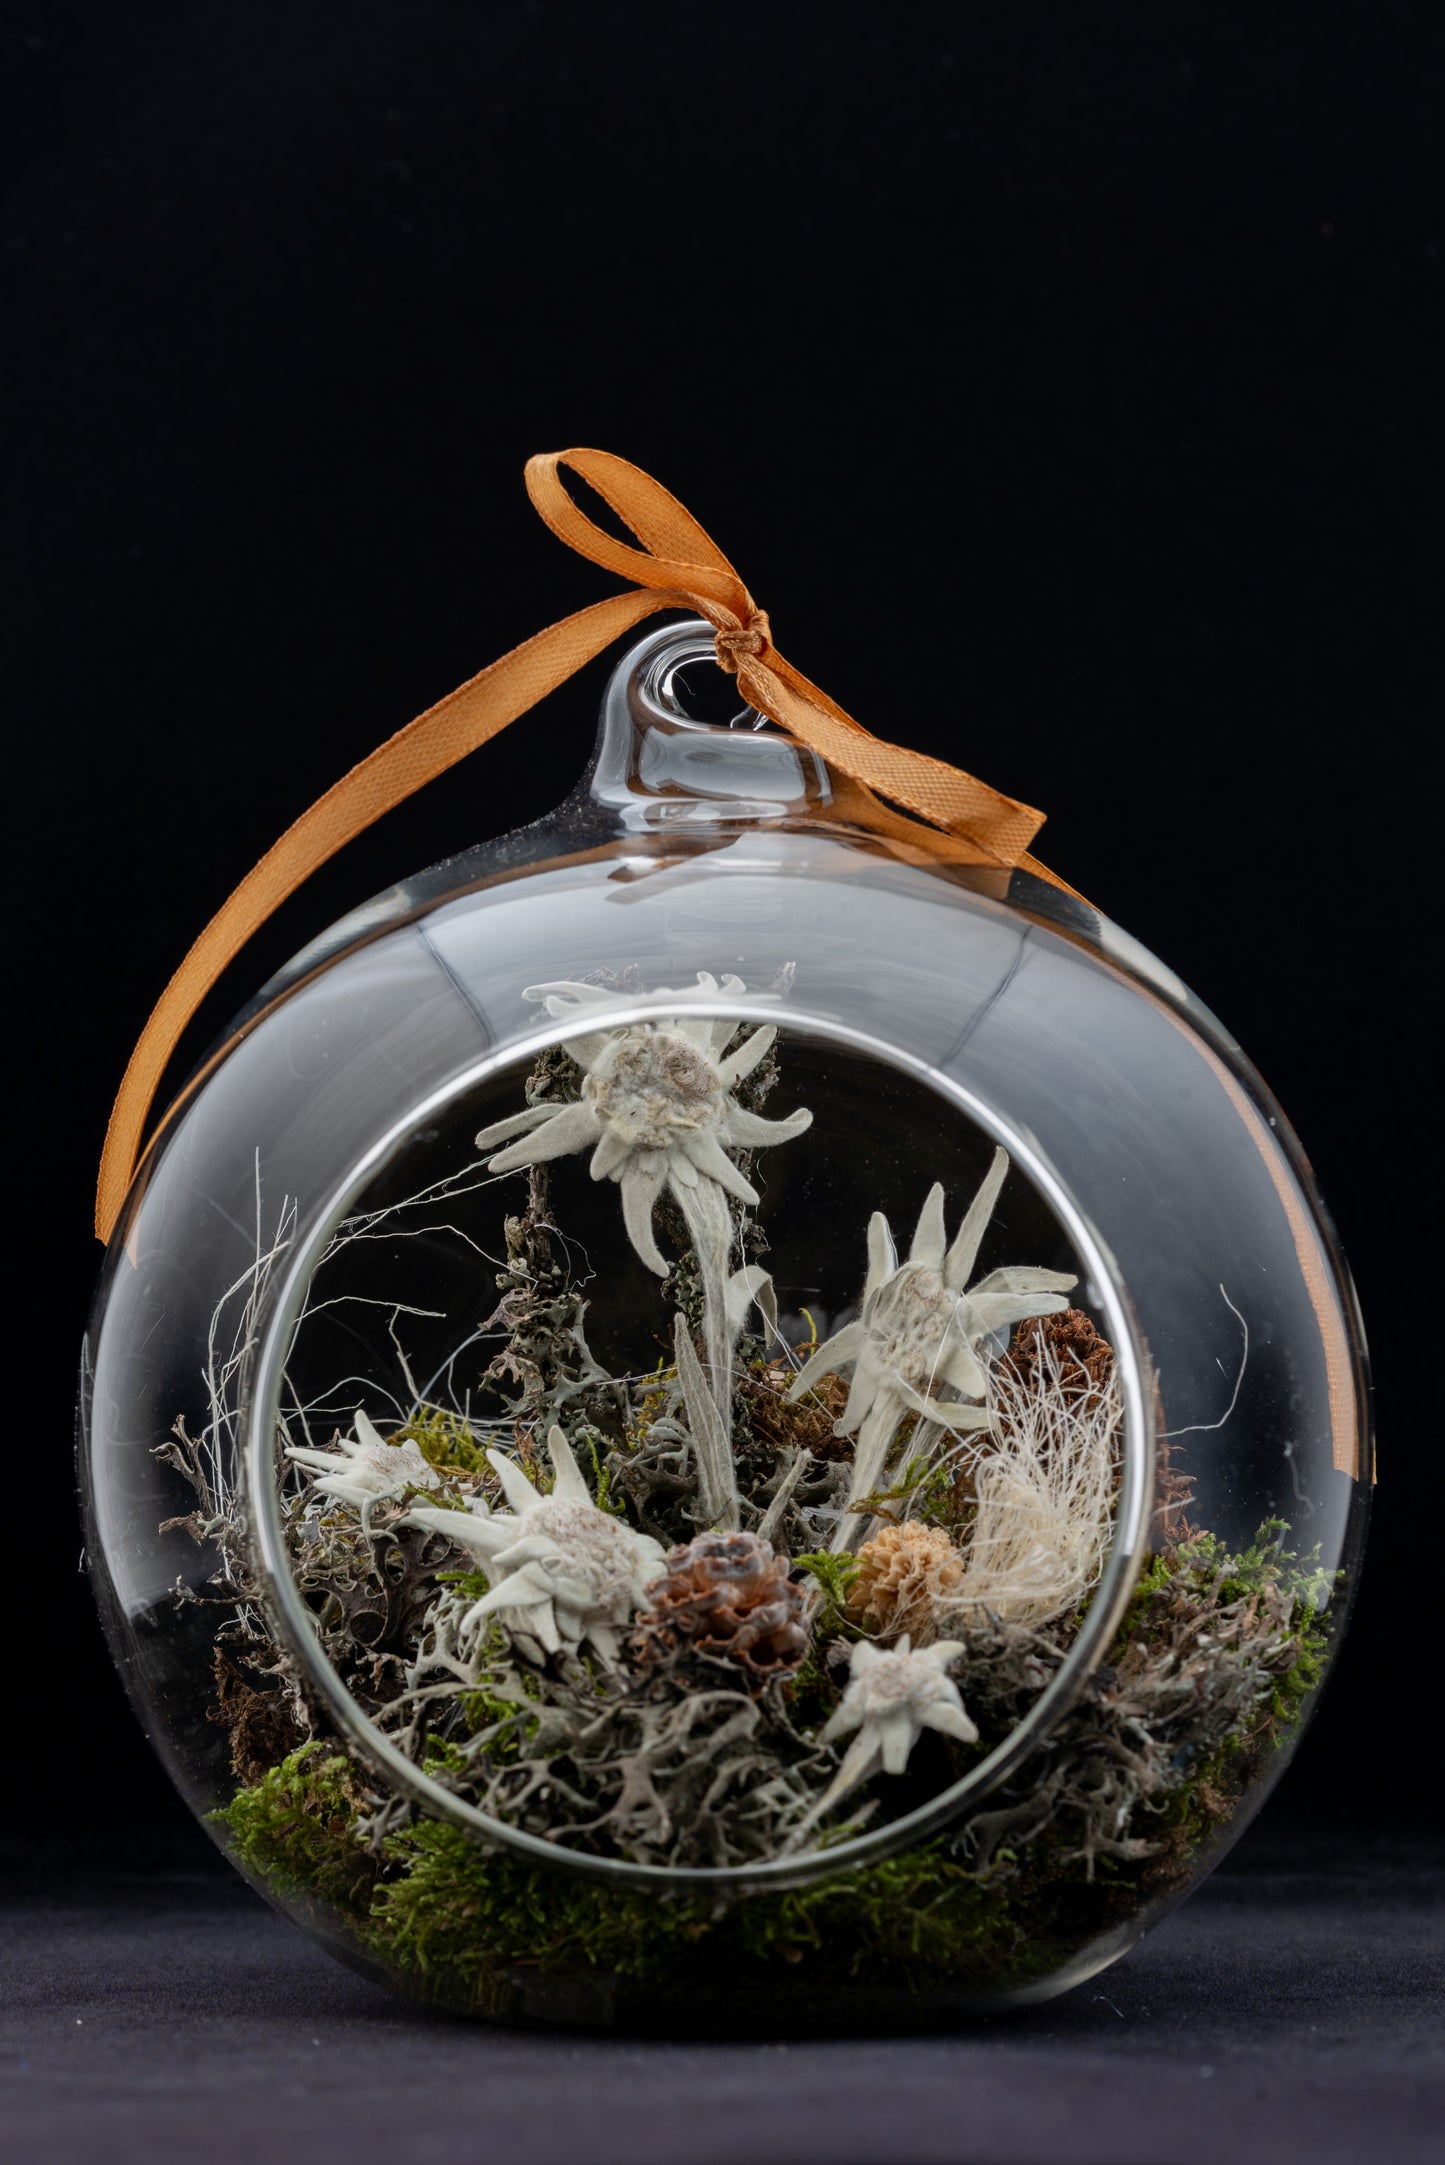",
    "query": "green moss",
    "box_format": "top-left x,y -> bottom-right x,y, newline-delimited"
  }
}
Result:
577,1423 -> 627,1517
214,1744 -> 380,1919
793,1550 -> 860,1624
213,1745 -> 1025,1996
373,1820 -> 713,1984
730,1844 -> 1027,1980
393,1406 -> 489,1478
